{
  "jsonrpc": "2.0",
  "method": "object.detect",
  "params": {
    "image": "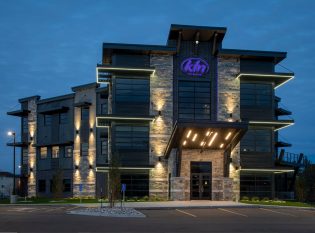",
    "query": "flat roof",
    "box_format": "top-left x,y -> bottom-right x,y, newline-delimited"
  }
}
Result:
103,43 -> 176,54
219,48 -> 287,64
